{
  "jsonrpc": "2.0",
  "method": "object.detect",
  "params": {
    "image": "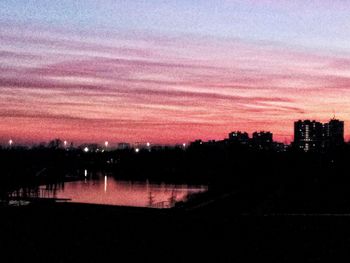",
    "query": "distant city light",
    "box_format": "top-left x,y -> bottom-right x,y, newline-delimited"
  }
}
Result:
105,141 -> 109,147
135,148 -> 140,153
146,142 -> 150,147
84,147 -> 89,152
8,139 -> 13,146
183,143 -> 186,147
84,169 -> 87,177
64,140 -> 67,146
104,176 -> 107,192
